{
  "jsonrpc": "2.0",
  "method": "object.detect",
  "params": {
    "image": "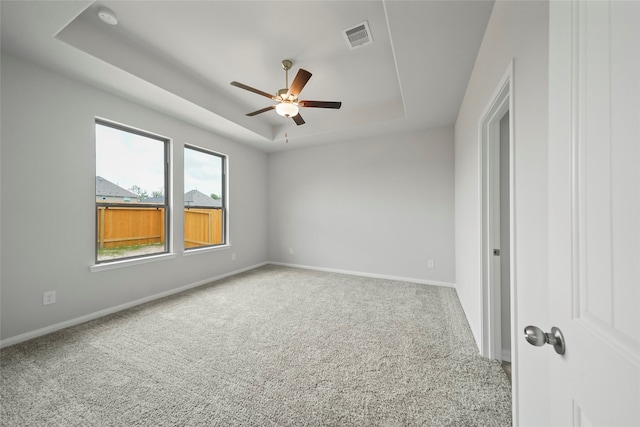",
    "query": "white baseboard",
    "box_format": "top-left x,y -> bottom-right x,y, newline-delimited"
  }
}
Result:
0,262 -> 268,349
268,262 -> 456,288
1,261 -> 454,349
